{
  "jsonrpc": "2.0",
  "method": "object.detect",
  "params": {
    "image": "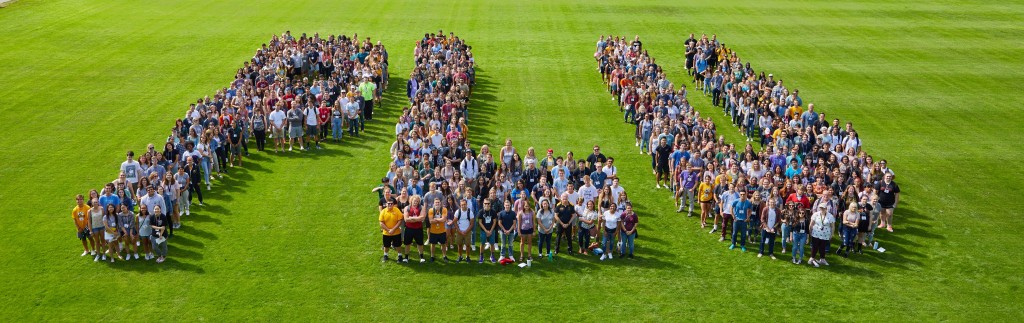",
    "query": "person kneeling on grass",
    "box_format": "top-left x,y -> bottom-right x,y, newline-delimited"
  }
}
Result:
379,197 -> 405,263
403,195 -> 427,263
